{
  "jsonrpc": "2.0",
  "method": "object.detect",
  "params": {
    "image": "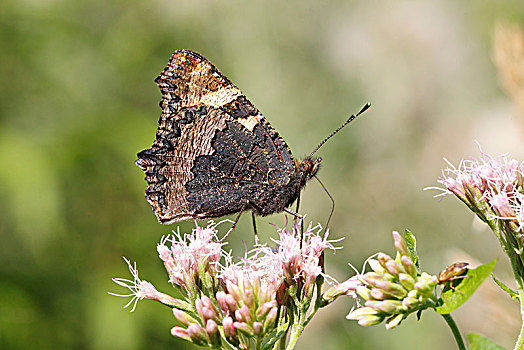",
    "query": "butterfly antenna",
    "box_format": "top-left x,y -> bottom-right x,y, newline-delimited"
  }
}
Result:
309,102 -> 371,157
314,175 -> 334,238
